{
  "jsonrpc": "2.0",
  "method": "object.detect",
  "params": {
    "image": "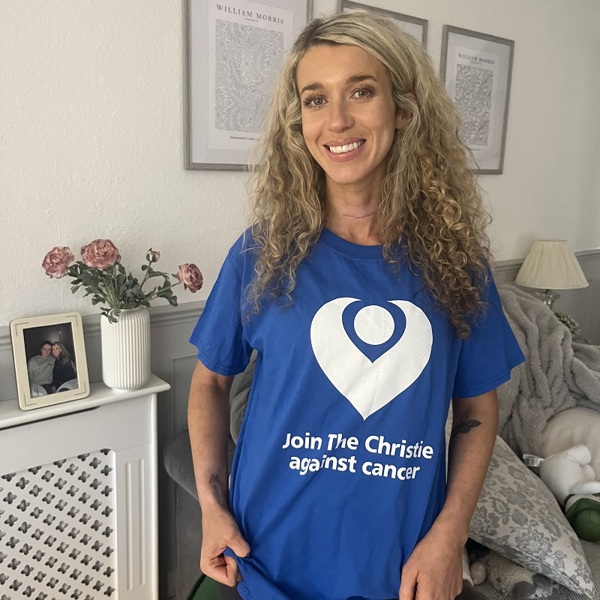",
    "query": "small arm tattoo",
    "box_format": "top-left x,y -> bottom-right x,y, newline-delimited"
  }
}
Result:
210,474 -> 227,504
452,419 -> 482,435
